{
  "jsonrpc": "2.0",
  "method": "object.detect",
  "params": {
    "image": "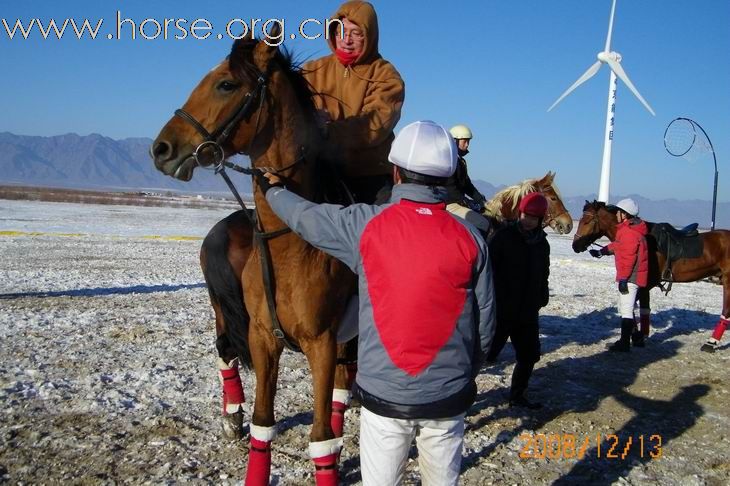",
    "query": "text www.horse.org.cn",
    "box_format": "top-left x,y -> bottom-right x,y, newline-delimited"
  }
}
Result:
1,13 -> 348,45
